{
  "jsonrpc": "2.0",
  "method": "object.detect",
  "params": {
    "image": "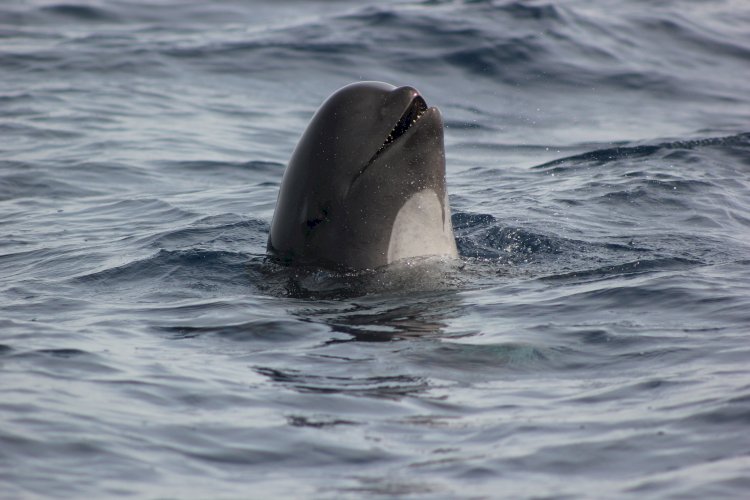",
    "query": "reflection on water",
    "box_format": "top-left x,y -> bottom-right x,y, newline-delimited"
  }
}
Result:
248,263 -> 468,399
302,290 -> 465,341
254,365 -> 430,399
282,259 -> 466,341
